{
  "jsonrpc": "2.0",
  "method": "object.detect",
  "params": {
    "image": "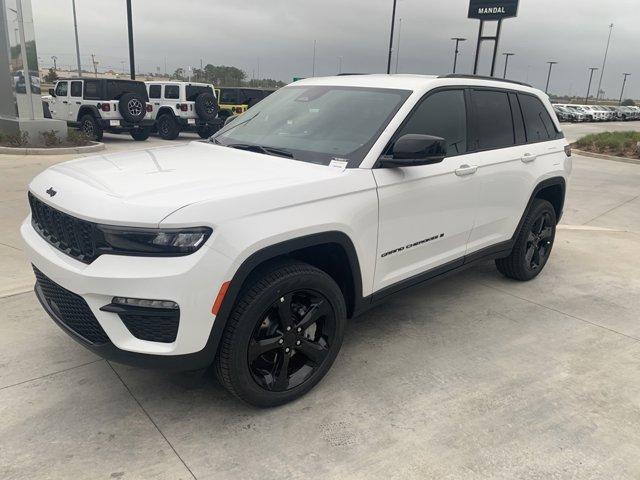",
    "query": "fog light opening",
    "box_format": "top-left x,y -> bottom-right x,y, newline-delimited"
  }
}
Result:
112,297 -> 178,310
